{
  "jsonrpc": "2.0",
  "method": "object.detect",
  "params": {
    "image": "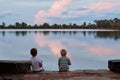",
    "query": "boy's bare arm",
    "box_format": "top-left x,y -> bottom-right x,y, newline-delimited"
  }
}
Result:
39,62 -> 42,67
58,59 -> 60,67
